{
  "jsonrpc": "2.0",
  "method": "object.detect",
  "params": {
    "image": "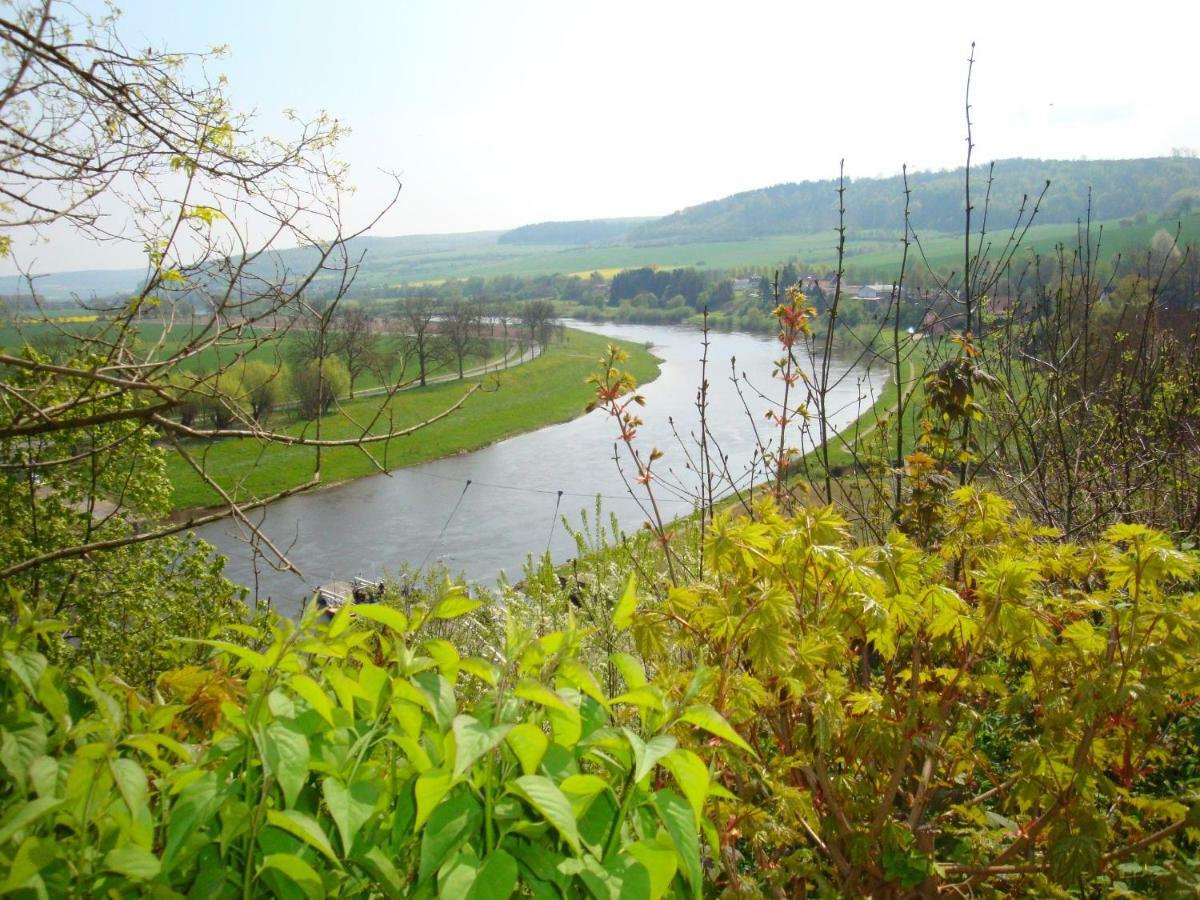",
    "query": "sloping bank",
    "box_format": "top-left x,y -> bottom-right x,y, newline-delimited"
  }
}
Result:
166,327 -> 661,512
